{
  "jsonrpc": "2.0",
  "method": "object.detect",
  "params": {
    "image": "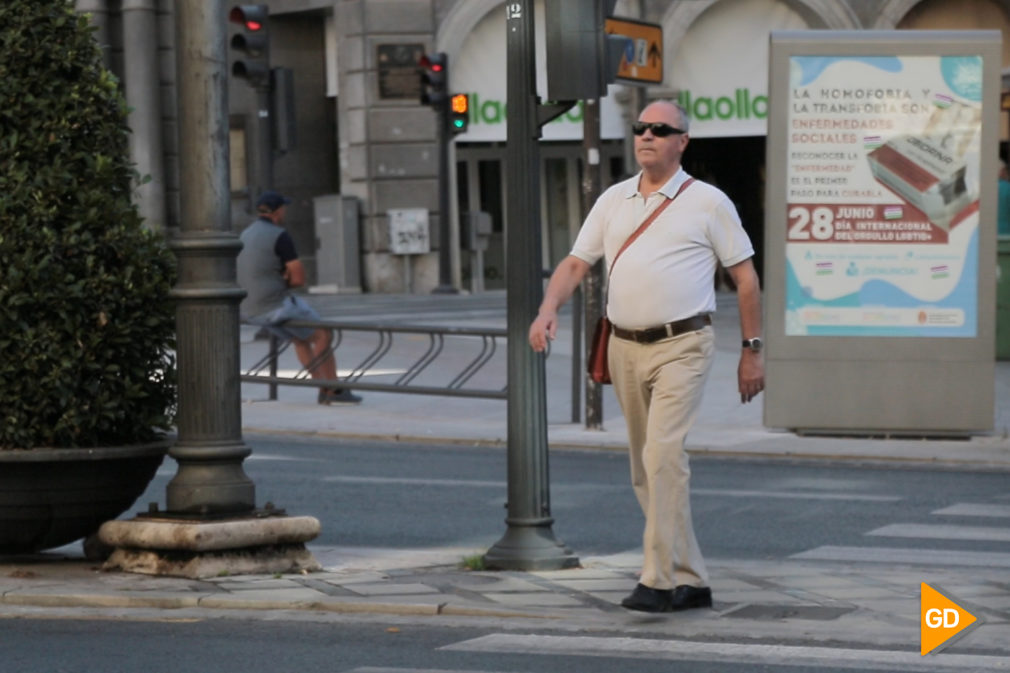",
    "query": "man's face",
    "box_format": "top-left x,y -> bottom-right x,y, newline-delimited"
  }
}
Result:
634,102 -> 689,174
